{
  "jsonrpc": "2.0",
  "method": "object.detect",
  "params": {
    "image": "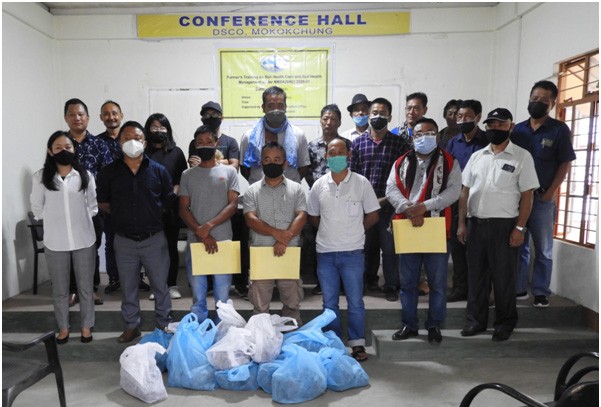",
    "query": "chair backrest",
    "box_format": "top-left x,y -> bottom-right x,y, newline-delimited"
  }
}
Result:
27,211 -> 44,241
554,381 -> 598,407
